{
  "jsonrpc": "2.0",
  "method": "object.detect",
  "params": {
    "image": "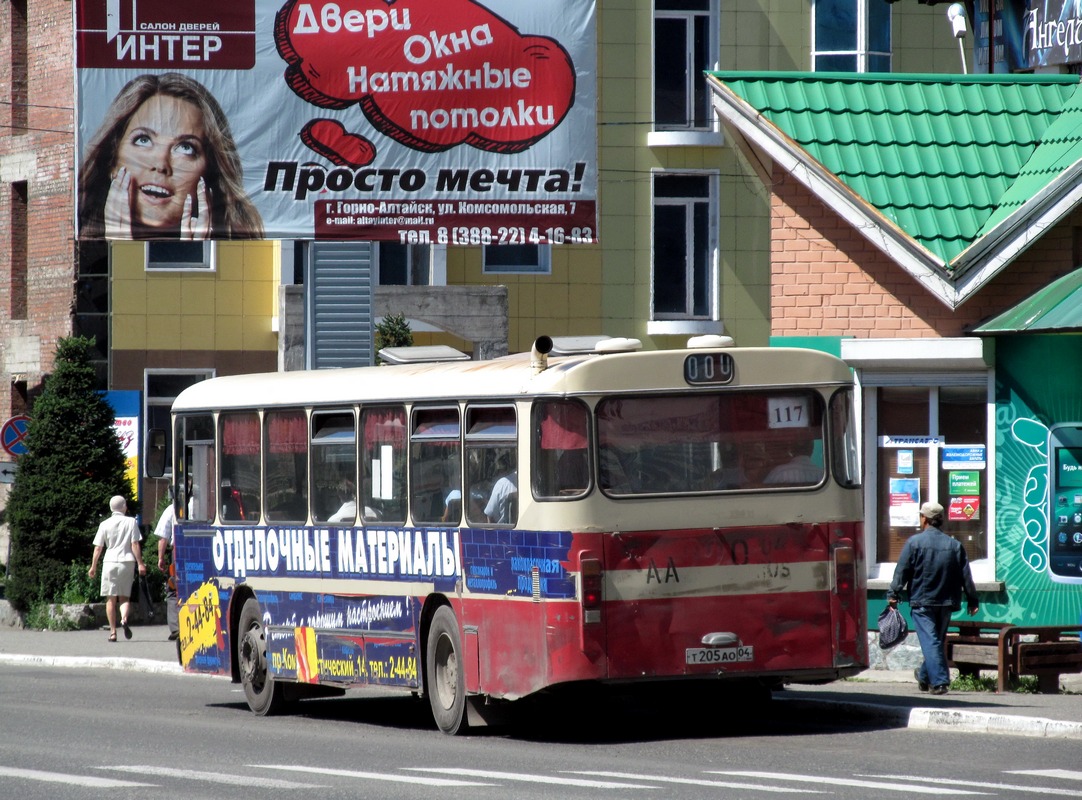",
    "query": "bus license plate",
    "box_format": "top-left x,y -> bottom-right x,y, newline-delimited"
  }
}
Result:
686,646 -> 754,665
